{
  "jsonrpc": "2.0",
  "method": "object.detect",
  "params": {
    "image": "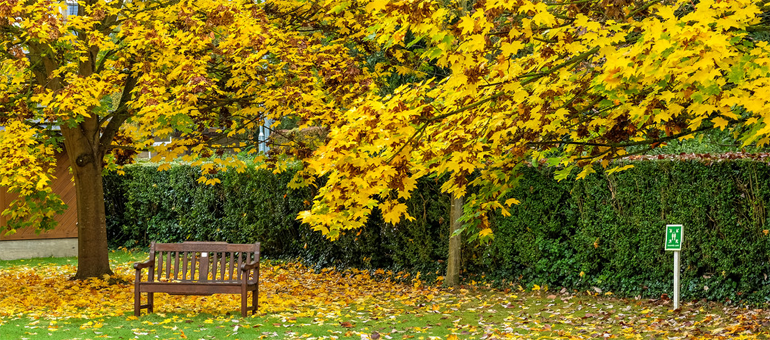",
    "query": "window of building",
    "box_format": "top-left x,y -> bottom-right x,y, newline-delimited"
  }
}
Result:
68,2 -> 78,16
